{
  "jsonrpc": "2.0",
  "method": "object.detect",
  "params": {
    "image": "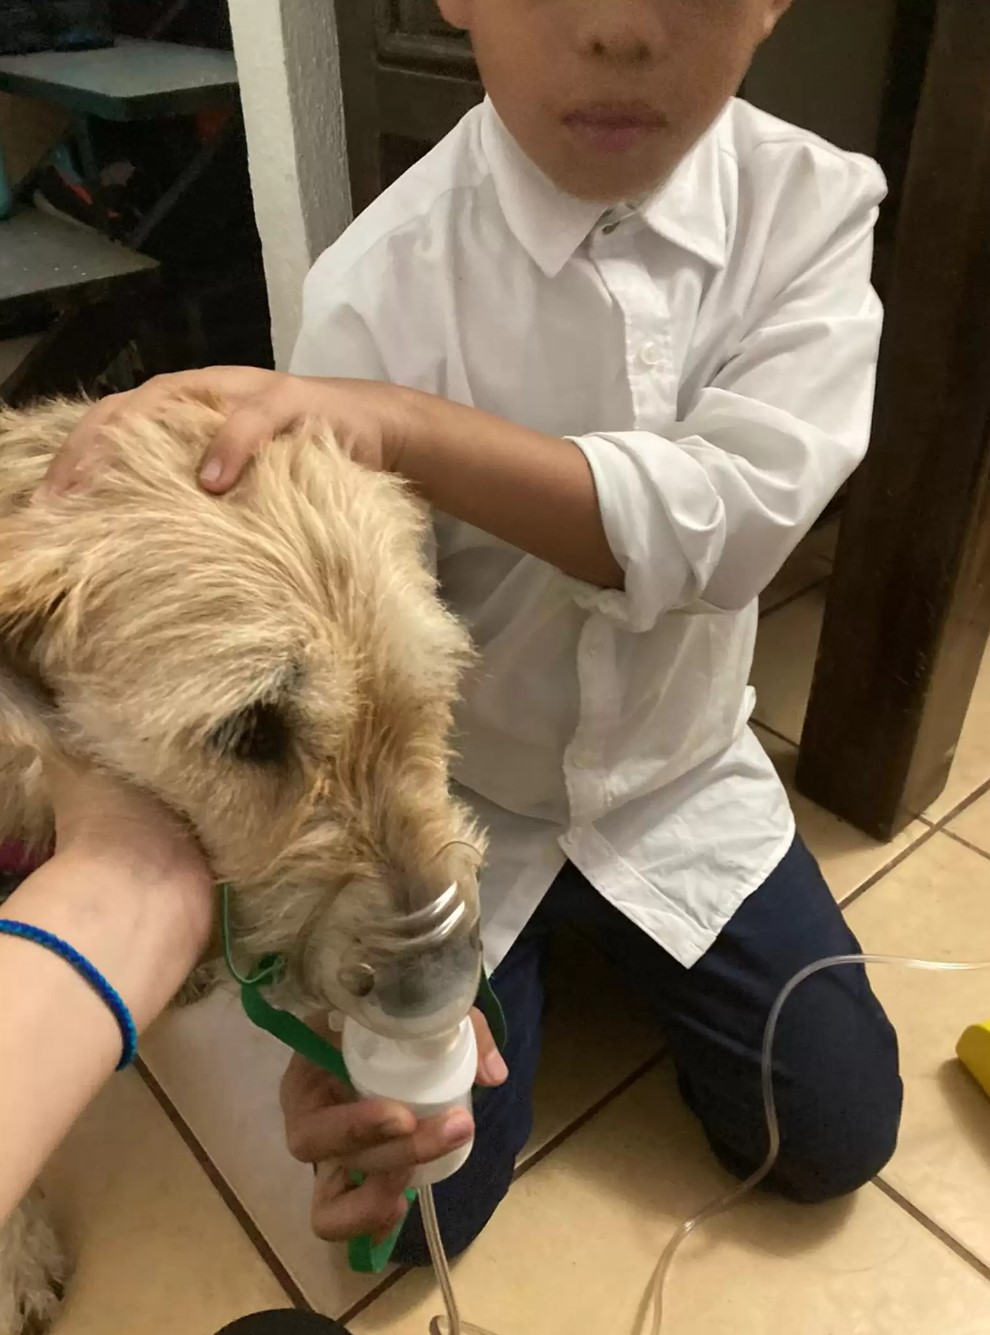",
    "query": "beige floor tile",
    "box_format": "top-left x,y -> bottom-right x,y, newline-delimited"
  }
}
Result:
42,1069 -> 288,1335
351,1065 -> 990,1335
751,586 -> 826,744
923,643 -> 990,823
141,991 -> 380,1316
845,833 -> 990,1268
140,941 -> 660,1312
753,726 -> 928,903
949,789 -> 990,855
